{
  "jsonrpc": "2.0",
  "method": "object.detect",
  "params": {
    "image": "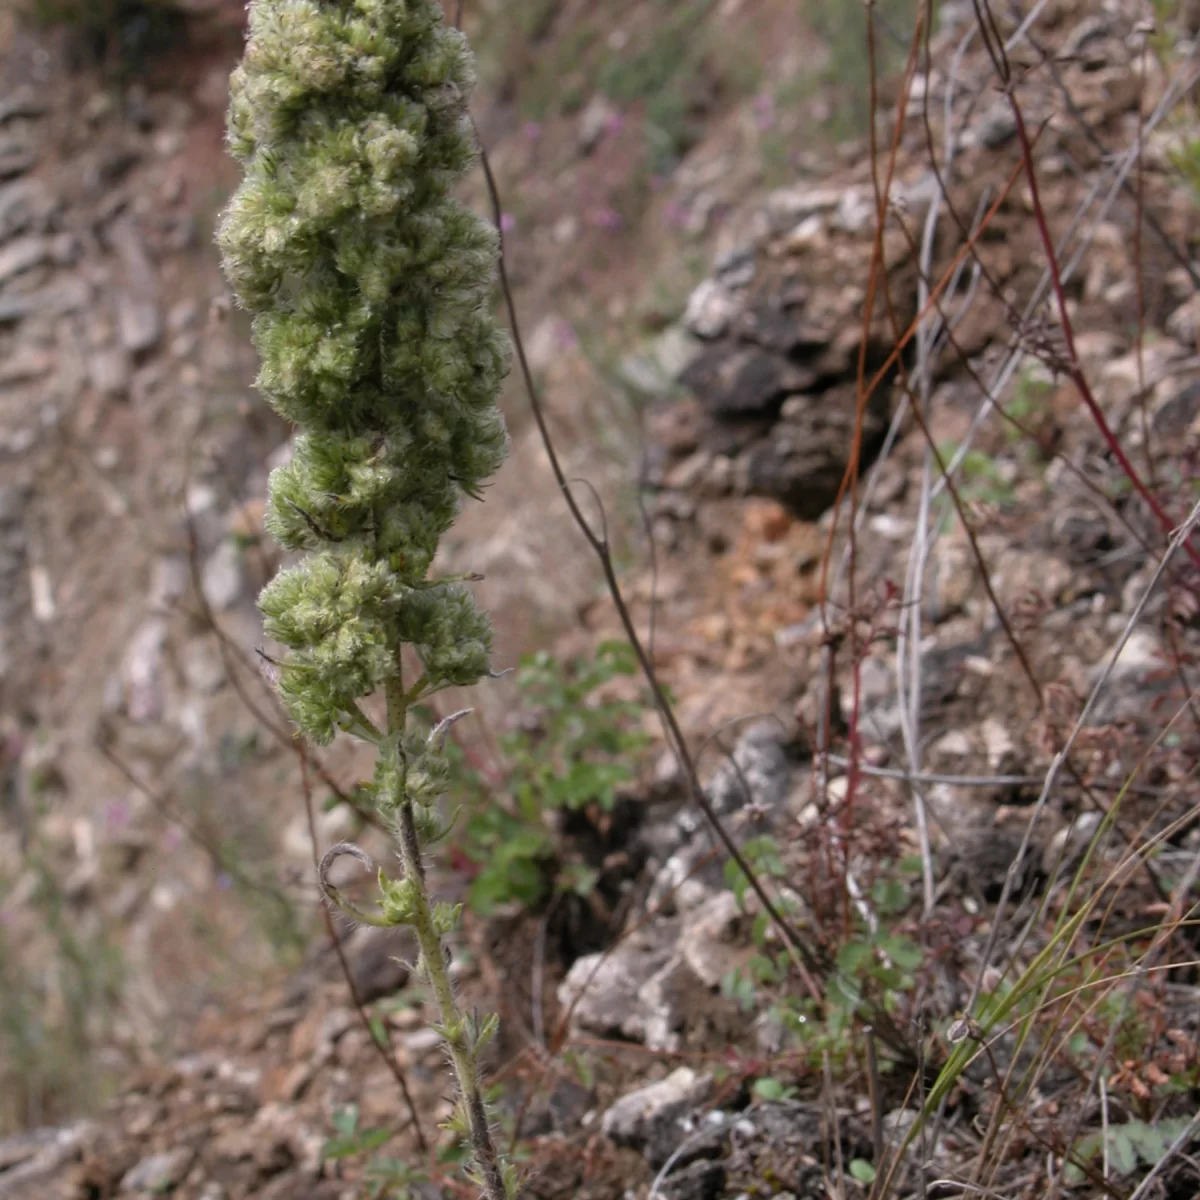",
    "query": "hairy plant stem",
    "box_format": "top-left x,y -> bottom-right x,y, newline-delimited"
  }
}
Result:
386,671 -> 506,1200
